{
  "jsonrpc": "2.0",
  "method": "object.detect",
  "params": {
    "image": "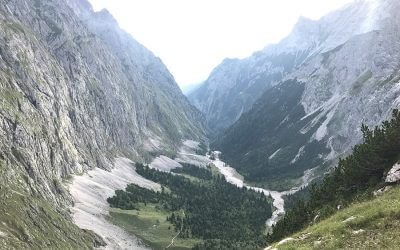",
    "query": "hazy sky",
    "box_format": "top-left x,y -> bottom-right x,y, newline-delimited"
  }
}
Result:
88,0 -> 353,88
